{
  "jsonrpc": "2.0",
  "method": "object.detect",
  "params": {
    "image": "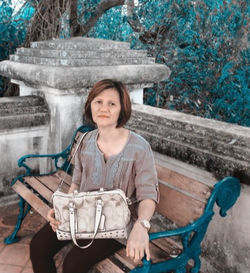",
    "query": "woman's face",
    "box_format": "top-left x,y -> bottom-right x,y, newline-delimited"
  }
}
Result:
90,88 -> 121,129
